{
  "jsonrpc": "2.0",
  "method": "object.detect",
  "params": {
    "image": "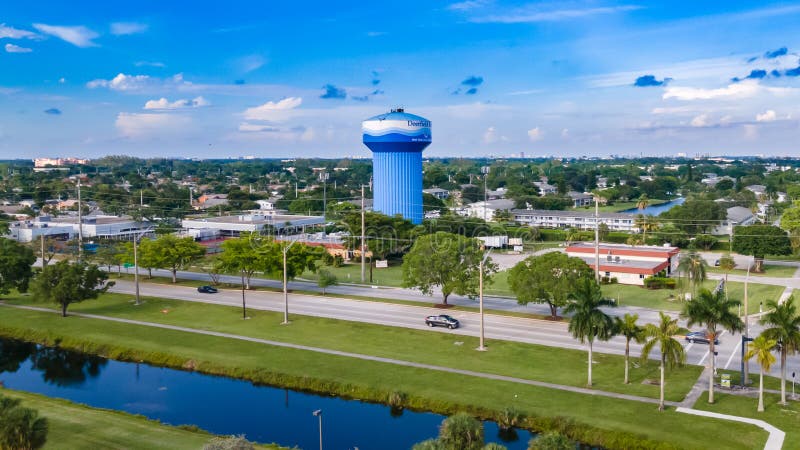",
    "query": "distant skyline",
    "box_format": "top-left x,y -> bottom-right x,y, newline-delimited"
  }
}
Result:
1,1 -> 799,158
